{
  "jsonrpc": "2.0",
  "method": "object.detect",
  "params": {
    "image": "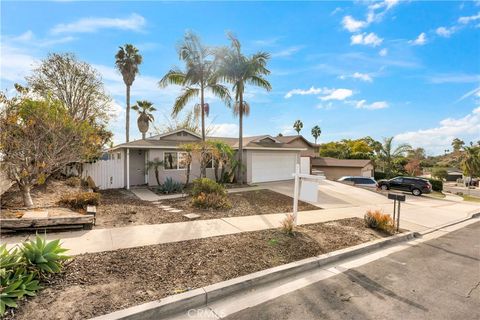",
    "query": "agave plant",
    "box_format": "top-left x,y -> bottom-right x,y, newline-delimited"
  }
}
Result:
0,269 -> 42,315
132,100 -> 156,139
21,235 -> 70,275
